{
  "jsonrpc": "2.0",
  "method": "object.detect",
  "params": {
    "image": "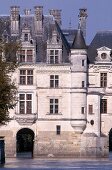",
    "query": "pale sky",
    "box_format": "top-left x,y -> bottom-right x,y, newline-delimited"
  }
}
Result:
0,0 -> 112,44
